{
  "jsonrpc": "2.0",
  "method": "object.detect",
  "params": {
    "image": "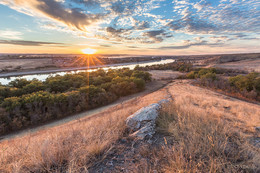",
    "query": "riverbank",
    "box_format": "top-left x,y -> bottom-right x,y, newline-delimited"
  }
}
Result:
0,59 -> 174,85
0,60 -> 154,77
